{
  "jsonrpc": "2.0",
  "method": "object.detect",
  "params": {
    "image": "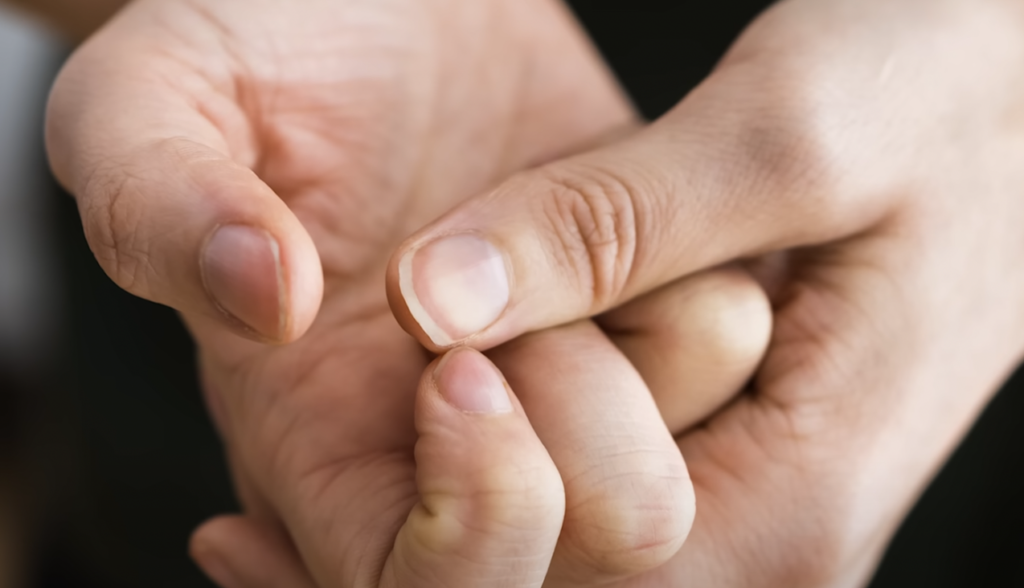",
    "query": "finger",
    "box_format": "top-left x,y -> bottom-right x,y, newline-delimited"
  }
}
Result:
46,13 -> 322,343
600,267 -> 772,434
653,234 -> 990,587
219,342 -> 562,588
191,515 -> 317,588
386,65 -> 888,352
488,321 -> 693,587
380,348 -> 565,588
